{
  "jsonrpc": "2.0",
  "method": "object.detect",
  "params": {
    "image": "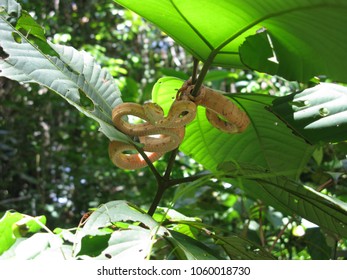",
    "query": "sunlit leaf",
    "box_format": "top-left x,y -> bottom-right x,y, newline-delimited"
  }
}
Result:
76,200 -> 168,259
152,77 -> 313,178
0,1 -> 129,143
82,200 -> 159,230
269,83 -> 347,144
115,0 -> 347,82
0,211 -> 23,255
